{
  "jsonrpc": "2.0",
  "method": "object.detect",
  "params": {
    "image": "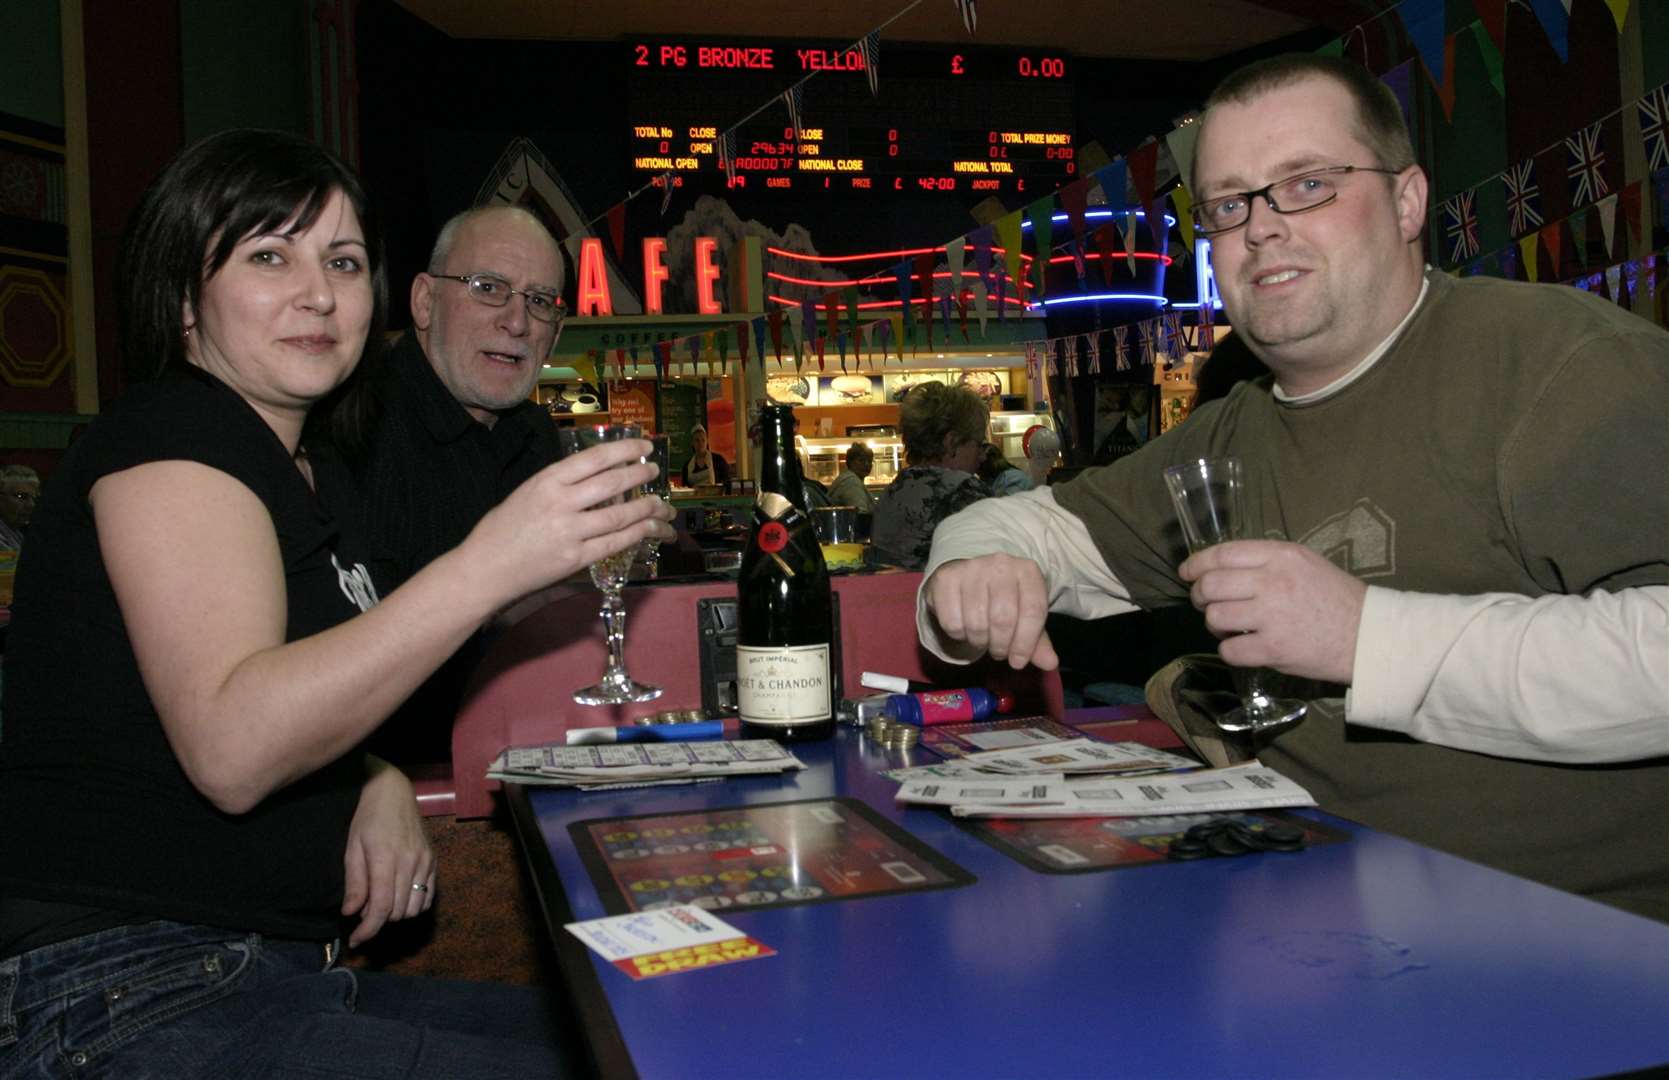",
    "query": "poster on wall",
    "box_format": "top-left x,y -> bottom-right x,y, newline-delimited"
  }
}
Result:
539,382 -> 606,417
765,372 -> 816,405
880,370 -> 1010,404
819,373 -> 883,405
606,380 -> 656,431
